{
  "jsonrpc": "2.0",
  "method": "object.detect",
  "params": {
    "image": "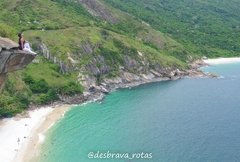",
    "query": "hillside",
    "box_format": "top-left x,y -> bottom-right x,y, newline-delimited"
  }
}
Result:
0,0 -> 236,117
103,0 -> 240,57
